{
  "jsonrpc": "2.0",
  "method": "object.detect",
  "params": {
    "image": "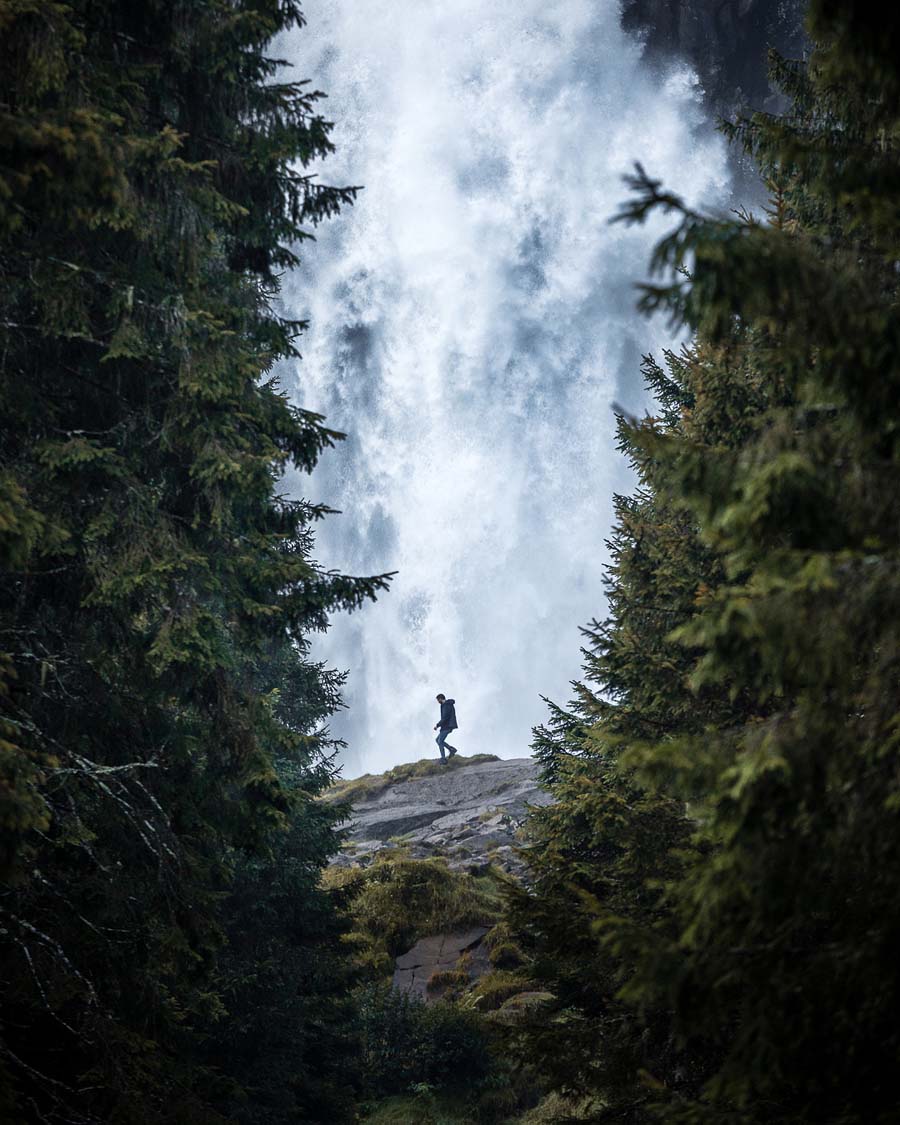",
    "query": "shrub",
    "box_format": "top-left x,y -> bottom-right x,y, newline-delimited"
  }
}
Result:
358,985 -> 491,1099
323,854 -> 503,969
488,941 -> 525,969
